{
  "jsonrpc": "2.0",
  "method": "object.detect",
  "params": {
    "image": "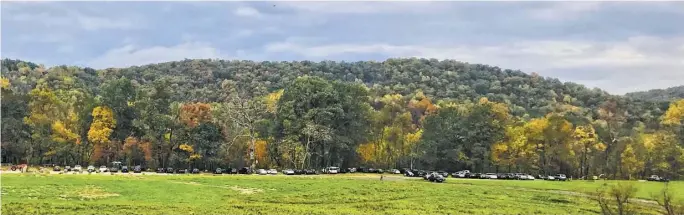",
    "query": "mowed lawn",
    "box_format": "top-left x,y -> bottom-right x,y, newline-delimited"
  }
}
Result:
1,173 -> 678,215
